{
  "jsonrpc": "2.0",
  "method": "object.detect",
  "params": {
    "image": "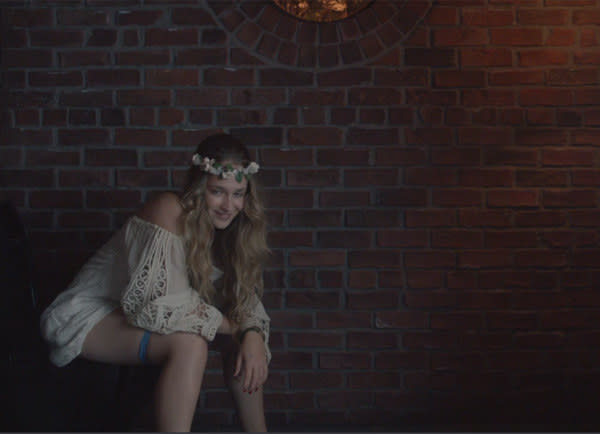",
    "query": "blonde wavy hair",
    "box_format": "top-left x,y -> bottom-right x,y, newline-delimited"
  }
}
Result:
179,134 -> 269,326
